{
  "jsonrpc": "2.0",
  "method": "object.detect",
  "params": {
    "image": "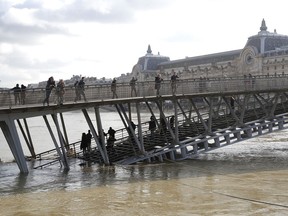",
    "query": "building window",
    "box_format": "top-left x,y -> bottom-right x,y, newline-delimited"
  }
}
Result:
267,67 -> 269,71
282,65 -> 284,69
274,66 -> 277,70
